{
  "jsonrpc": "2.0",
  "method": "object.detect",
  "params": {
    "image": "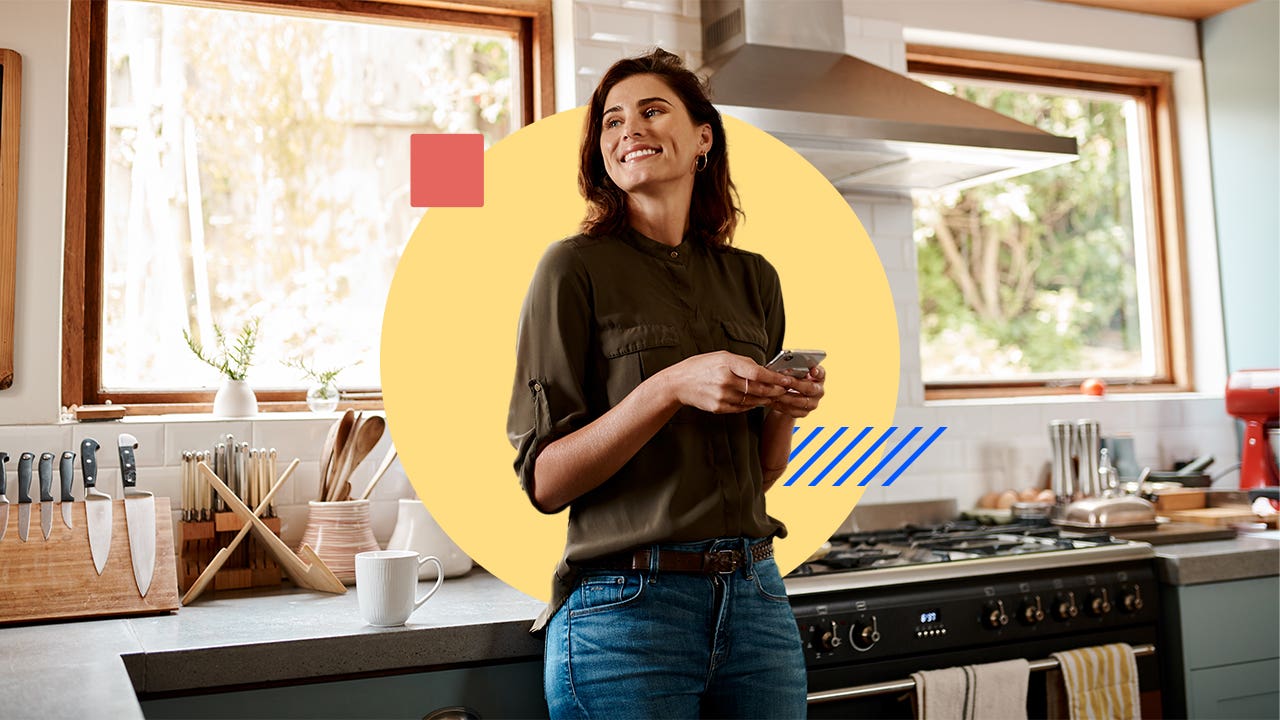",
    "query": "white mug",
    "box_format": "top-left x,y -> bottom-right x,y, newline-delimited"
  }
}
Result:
355,550 -> 444,627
